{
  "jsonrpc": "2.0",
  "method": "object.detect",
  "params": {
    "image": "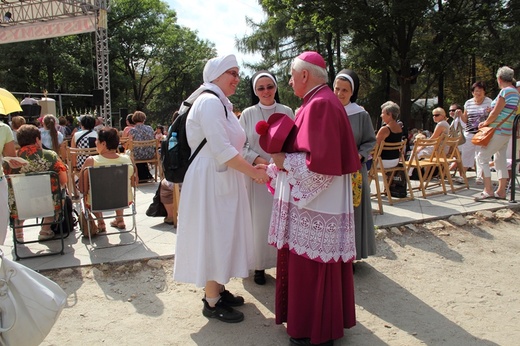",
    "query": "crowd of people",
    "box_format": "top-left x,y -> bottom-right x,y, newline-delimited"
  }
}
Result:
1,52 -> 519,346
